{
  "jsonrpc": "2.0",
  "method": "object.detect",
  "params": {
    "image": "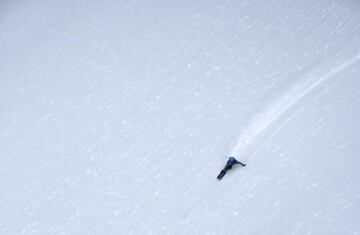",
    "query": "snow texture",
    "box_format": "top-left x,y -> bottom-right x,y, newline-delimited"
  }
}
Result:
1,0 -> 360,234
